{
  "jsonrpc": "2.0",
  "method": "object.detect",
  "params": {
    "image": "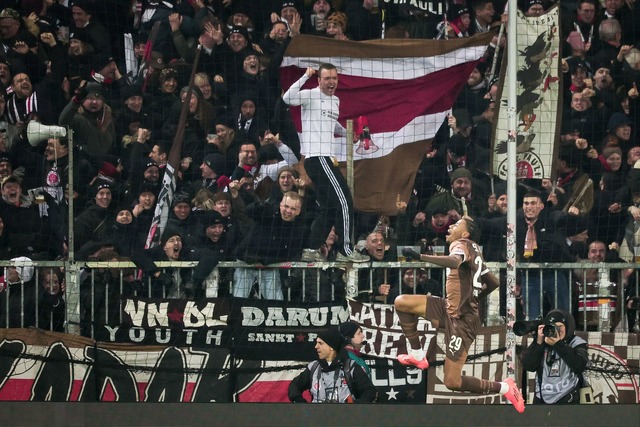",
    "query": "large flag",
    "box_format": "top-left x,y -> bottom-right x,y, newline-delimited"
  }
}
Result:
491,5 -> 562,180
280,34 -> 493,215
